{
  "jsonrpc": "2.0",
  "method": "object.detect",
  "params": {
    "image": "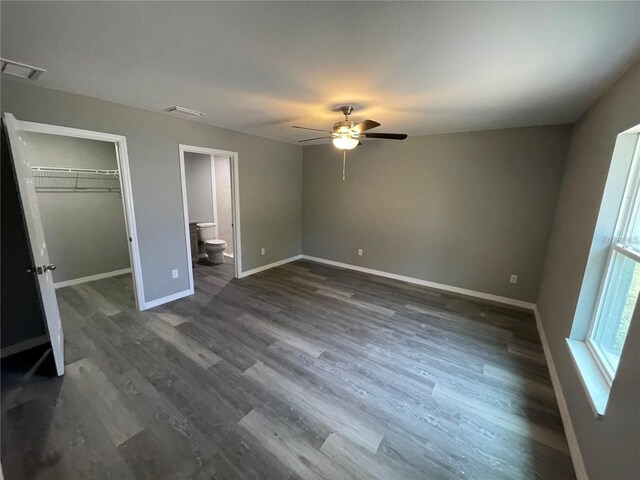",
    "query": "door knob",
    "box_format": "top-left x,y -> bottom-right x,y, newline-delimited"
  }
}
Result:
26,265 -> 56,274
